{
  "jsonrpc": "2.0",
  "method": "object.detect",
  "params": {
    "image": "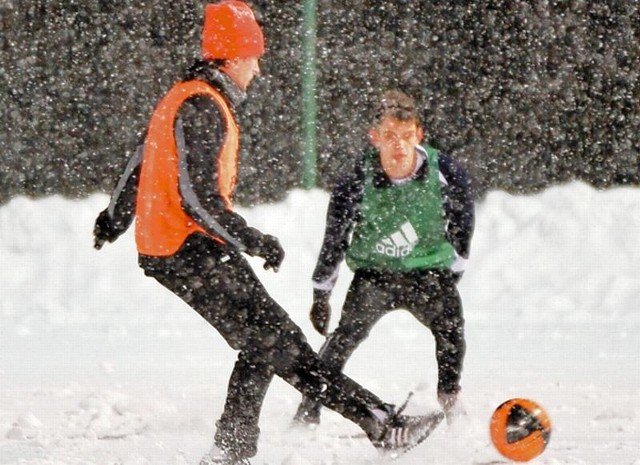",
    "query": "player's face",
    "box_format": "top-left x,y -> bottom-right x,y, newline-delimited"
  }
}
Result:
222,56 -> 261,91
369,116 -> 424,179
